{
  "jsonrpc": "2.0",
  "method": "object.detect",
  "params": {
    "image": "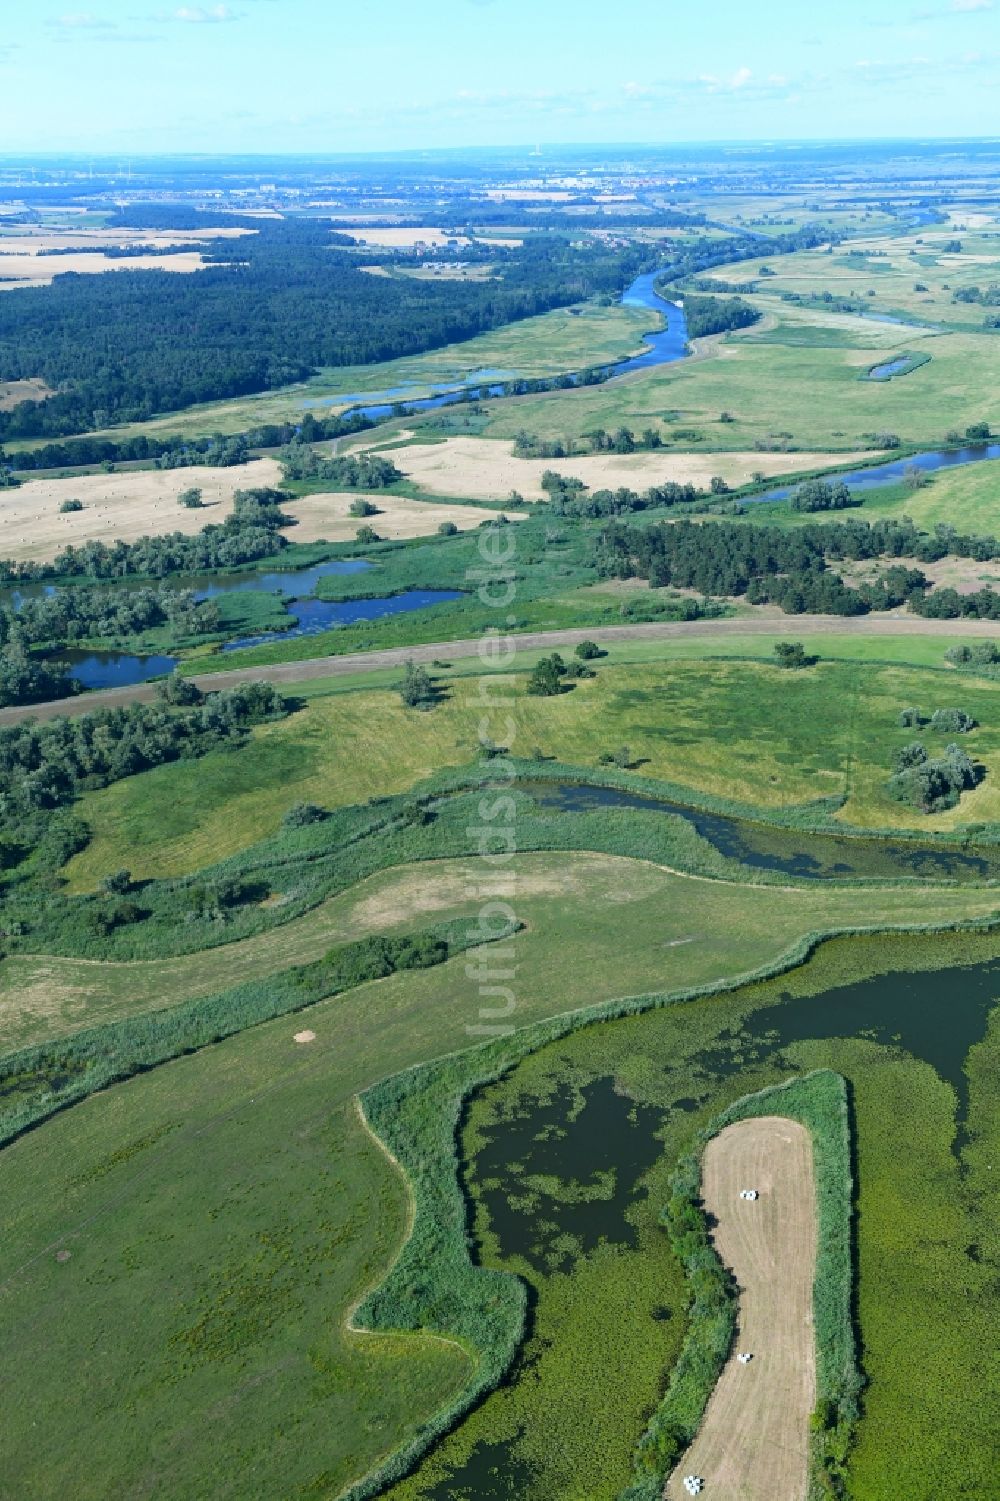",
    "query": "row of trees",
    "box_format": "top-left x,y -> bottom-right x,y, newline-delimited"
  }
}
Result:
513,425 -> 667,460
1,408 -> 377,477
277,442 -> 402,489
541,471 -> 699,518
